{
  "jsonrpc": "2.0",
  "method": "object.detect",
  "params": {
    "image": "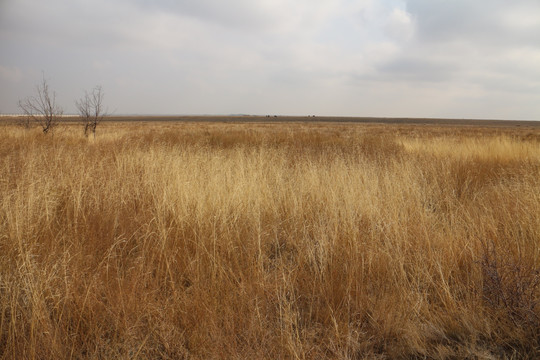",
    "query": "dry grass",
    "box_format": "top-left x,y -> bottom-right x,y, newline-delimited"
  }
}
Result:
1,121 -> 540,359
